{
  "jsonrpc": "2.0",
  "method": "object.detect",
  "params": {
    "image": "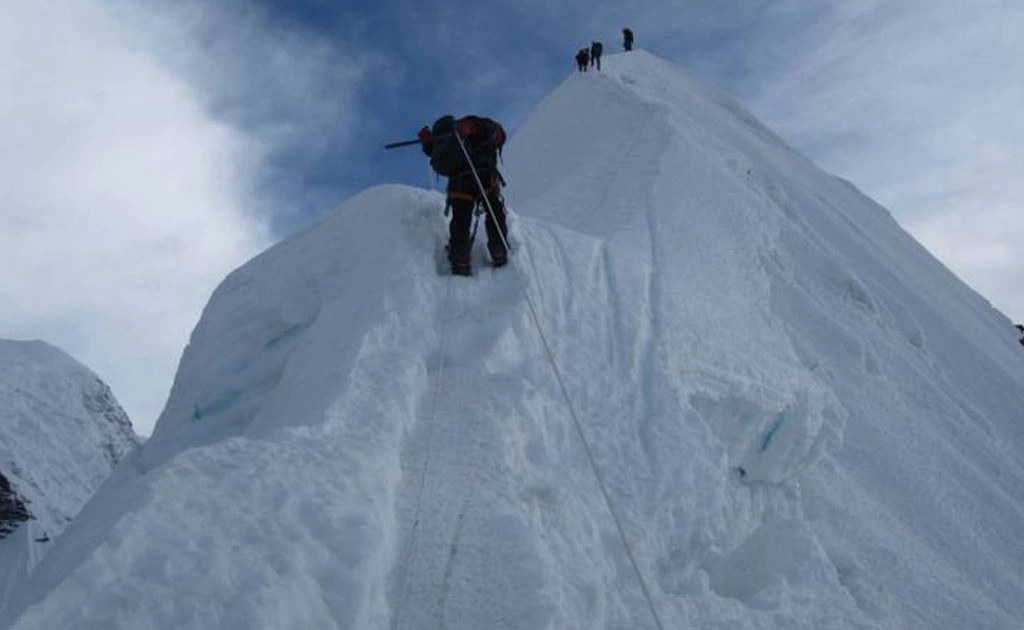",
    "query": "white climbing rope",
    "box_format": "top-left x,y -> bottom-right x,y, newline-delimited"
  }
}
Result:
455,132 -> 668,630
